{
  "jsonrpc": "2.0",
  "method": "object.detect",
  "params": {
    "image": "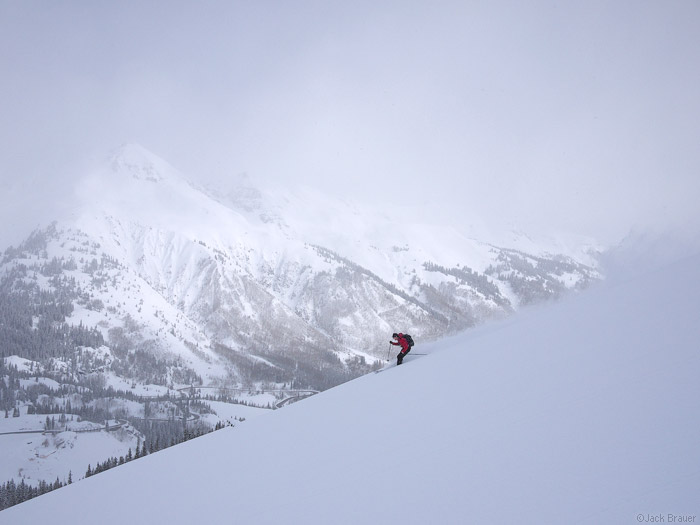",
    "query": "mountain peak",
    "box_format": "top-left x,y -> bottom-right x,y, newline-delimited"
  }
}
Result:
108,143 -> 178,183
